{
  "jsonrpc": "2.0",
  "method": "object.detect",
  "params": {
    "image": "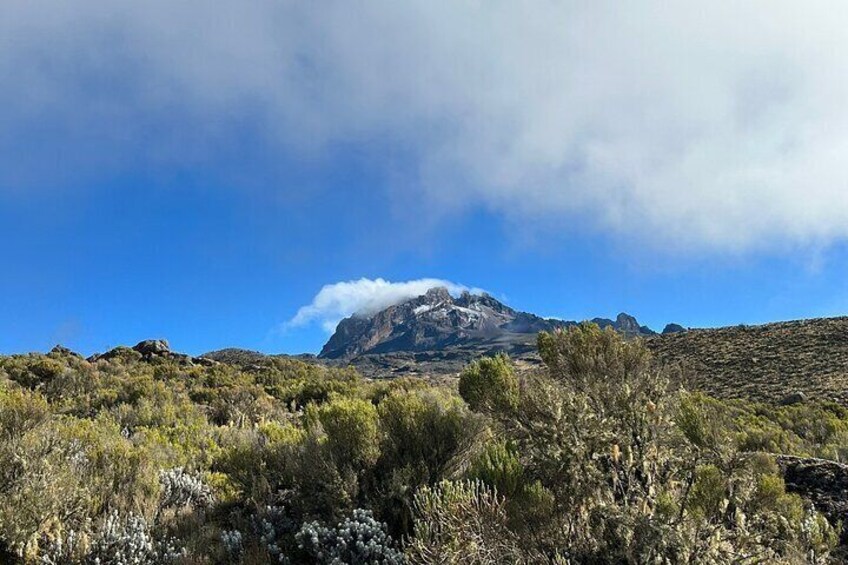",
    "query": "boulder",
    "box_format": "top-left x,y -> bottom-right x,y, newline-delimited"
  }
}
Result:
192,356 -> 219,367
132,339 -> 171,357
780,391 -> 807,406
89,346 -> 141,363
